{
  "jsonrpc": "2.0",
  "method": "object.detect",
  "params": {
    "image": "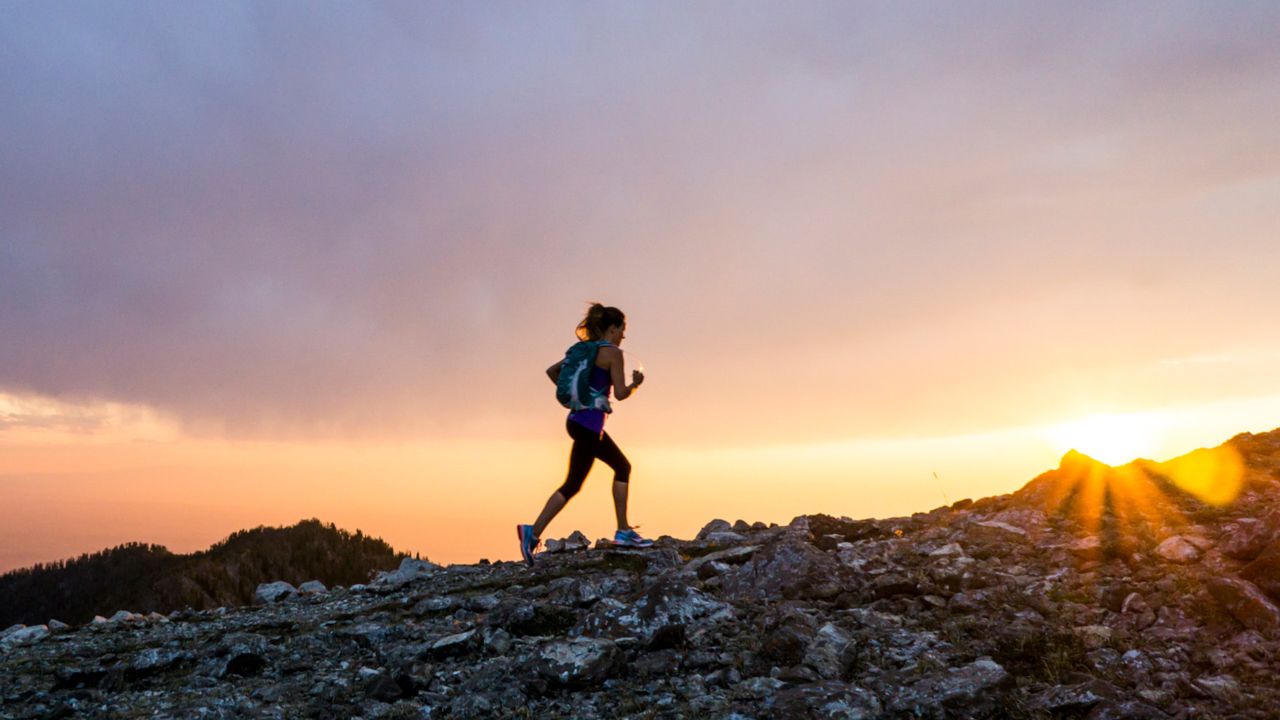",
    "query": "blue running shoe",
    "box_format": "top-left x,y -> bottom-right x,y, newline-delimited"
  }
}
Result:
613,527 -> 654,548
516,524 -> 539,565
